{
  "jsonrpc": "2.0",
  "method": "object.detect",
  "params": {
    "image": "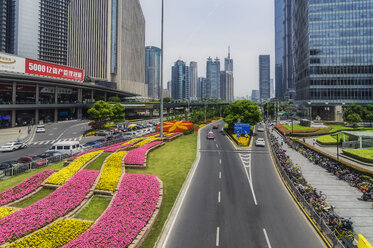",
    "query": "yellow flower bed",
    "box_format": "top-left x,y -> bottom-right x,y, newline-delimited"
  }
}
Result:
6,219 -> 92,248
0,207 -> 18,219
135,137 -> 161,147
46,150 -> 102,185
96,151 -> 128,191
122,137 -> 145,145
232,134 -> 250,146
199,124 -> 206,128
